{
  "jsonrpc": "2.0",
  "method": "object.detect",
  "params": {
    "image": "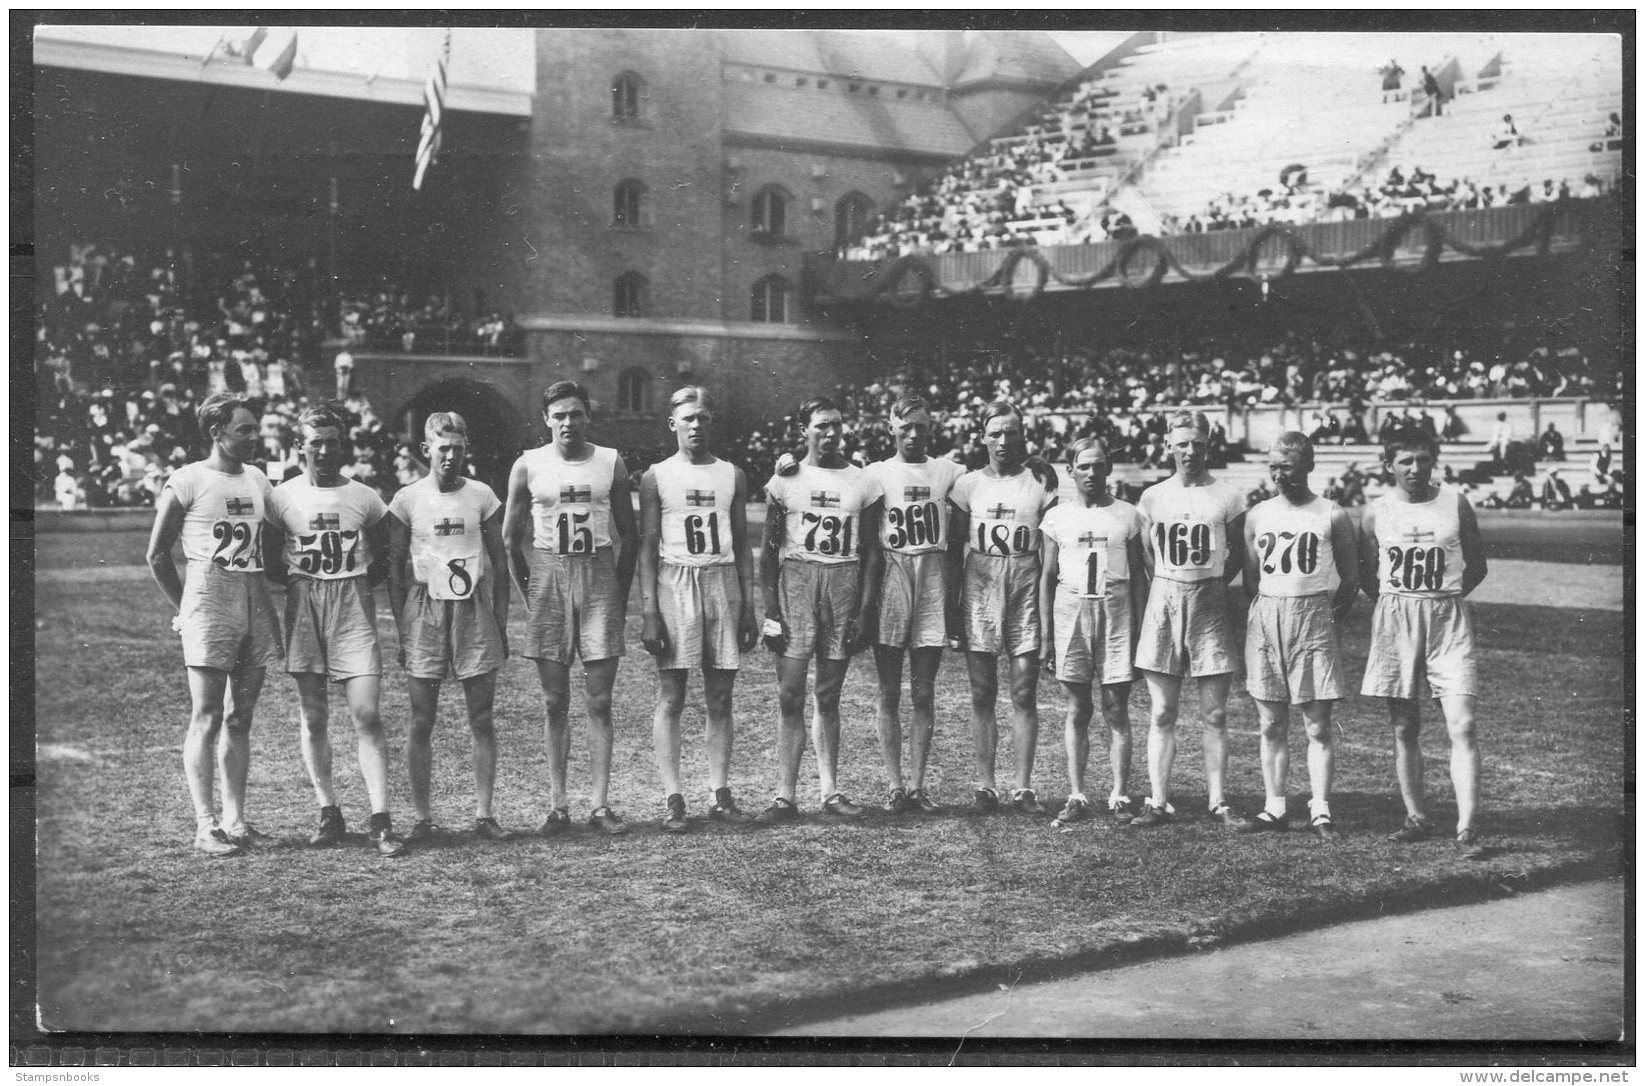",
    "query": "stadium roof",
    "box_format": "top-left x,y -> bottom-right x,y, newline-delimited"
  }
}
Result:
954,29 -> 1082,87
720,29 -> 948,87
722,79 -> 977,159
